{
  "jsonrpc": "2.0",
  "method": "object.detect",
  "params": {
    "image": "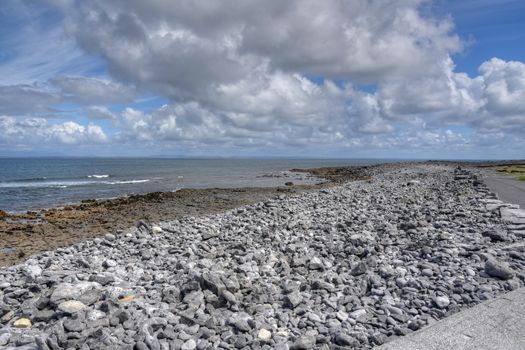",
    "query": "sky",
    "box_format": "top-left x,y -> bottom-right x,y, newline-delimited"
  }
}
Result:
0,0 -> 524,159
